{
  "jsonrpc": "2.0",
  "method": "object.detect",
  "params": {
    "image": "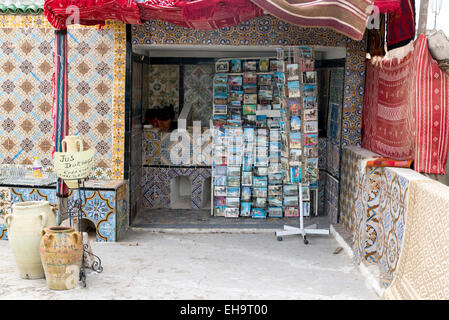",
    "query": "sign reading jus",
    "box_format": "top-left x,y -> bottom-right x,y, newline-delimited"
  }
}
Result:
54,149 -> 95,180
